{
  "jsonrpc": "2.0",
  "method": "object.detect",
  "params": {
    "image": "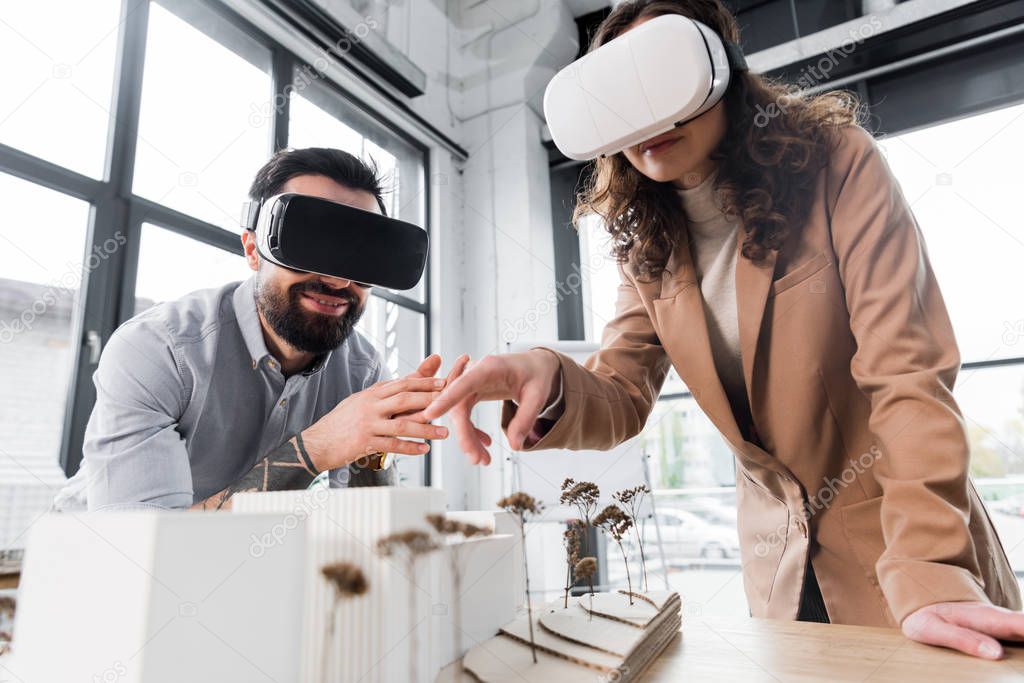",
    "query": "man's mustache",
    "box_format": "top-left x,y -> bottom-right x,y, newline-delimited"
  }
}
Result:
291,280 -> 359,306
